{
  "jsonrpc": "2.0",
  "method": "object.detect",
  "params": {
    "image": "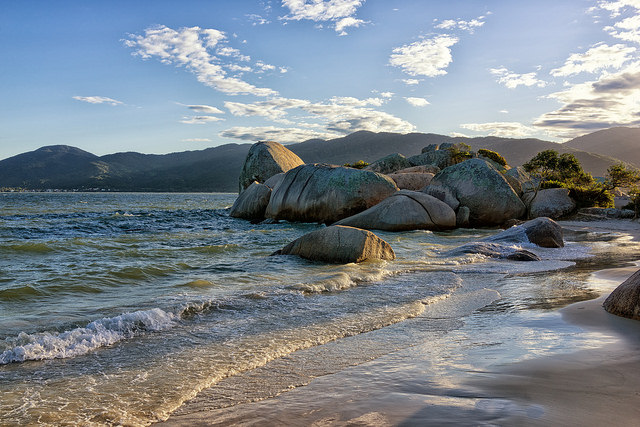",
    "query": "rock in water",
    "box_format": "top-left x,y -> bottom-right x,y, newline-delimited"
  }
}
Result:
273,225 -> 396,264
524,188 -> 576,219
365,153 -> 413,174
265,164 -> 398,224
229,181 -> 272,221
604,269 -> 640,320
426,158 -> 526,226
490,217 -> 564,248
239,141 -> 304,193
335,190 -> 455,231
